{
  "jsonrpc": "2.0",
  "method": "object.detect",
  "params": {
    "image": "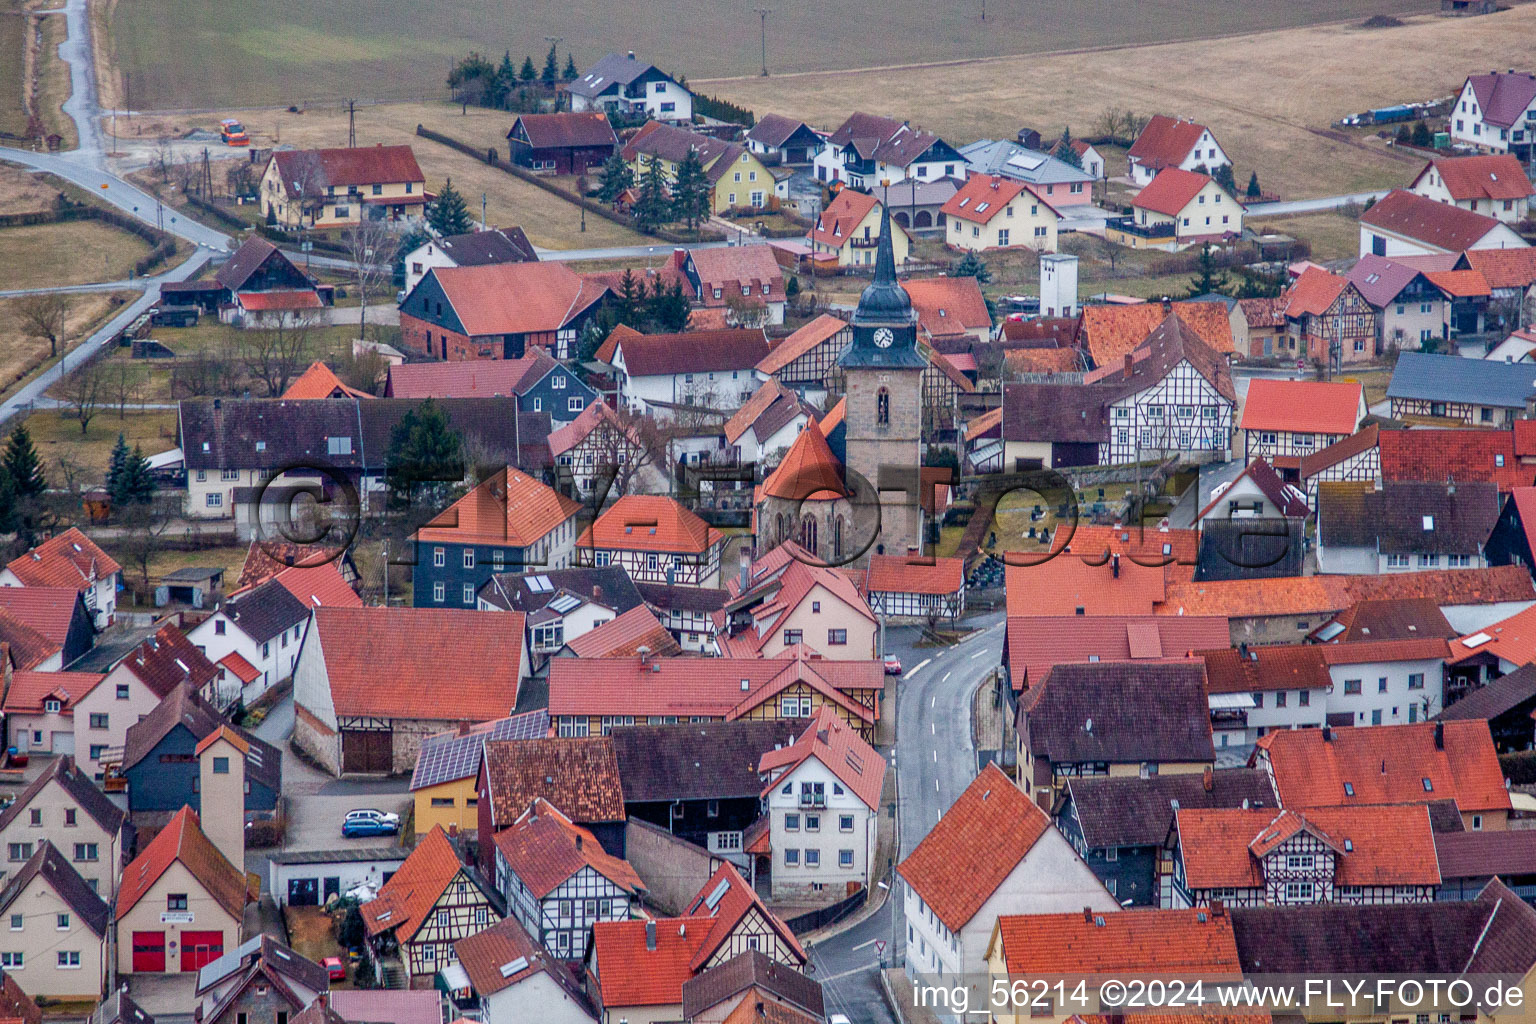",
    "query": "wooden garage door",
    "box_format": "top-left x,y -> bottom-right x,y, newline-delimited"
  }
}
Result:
180,931 -> 224,972
341,730 -> 392,773
131,932 -> 165,972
